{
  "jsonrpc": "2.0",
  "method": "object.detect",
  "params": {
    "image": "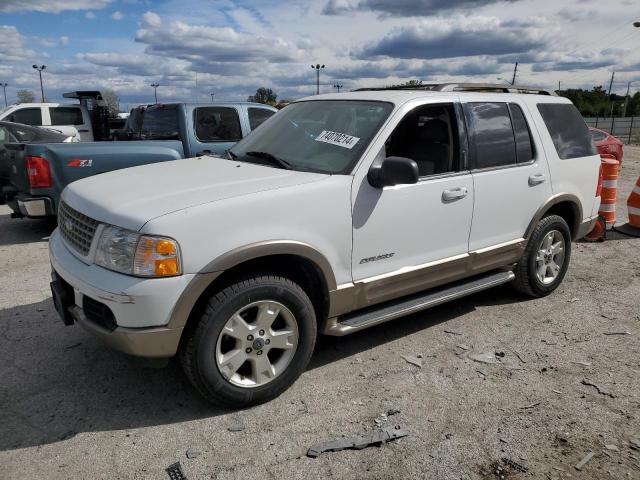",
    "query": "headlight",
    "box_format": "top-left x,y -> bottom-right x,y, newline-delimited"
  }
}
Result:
94,225 -> 181,277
